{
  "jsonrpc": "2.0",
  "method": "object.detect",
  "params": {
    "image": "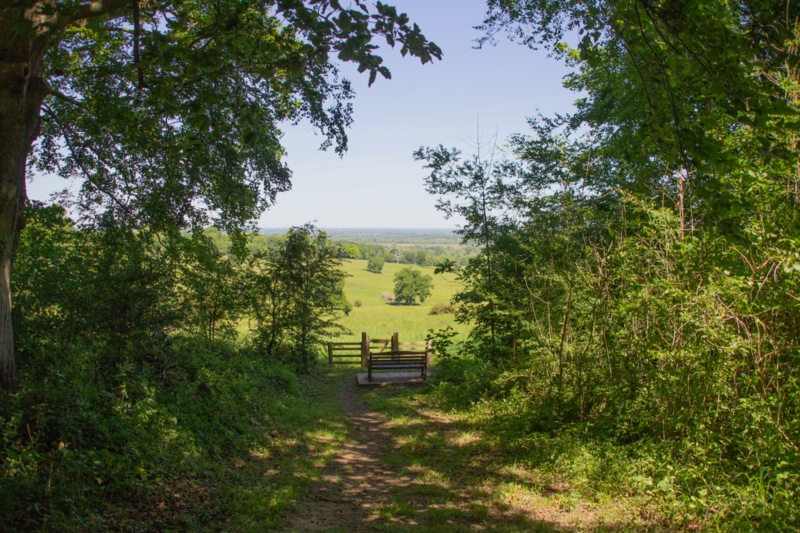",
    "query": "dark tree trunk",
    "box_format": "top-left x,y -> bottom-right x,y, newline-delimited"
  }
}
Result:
0,45 -> 47,389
